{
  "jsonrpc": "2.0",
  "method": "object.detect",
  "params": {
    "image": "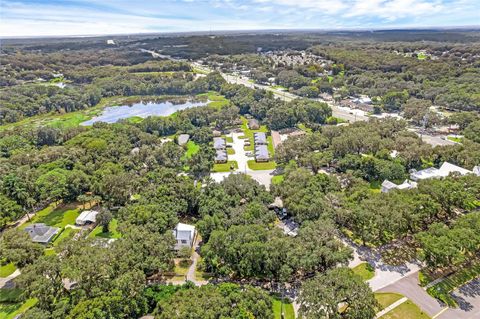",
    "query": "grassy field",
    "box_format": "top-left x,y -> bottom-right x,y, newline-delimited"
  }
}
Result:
52,227 -> 79,247
0,263 -> 16,278
380,300 -> 430,319
272,296 -> 295,319
271,175 -> 284,185
427,262 -> 480,307
88,219 -> 121,239
20,202 -> 80,230
447,136 -> 463,143
0,298 -> 37,319
247,160 -> 276,170
212,161 -> 238,172
352,262 -> 375,281
375,292 -> 404,310
197,92 -> 229,109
